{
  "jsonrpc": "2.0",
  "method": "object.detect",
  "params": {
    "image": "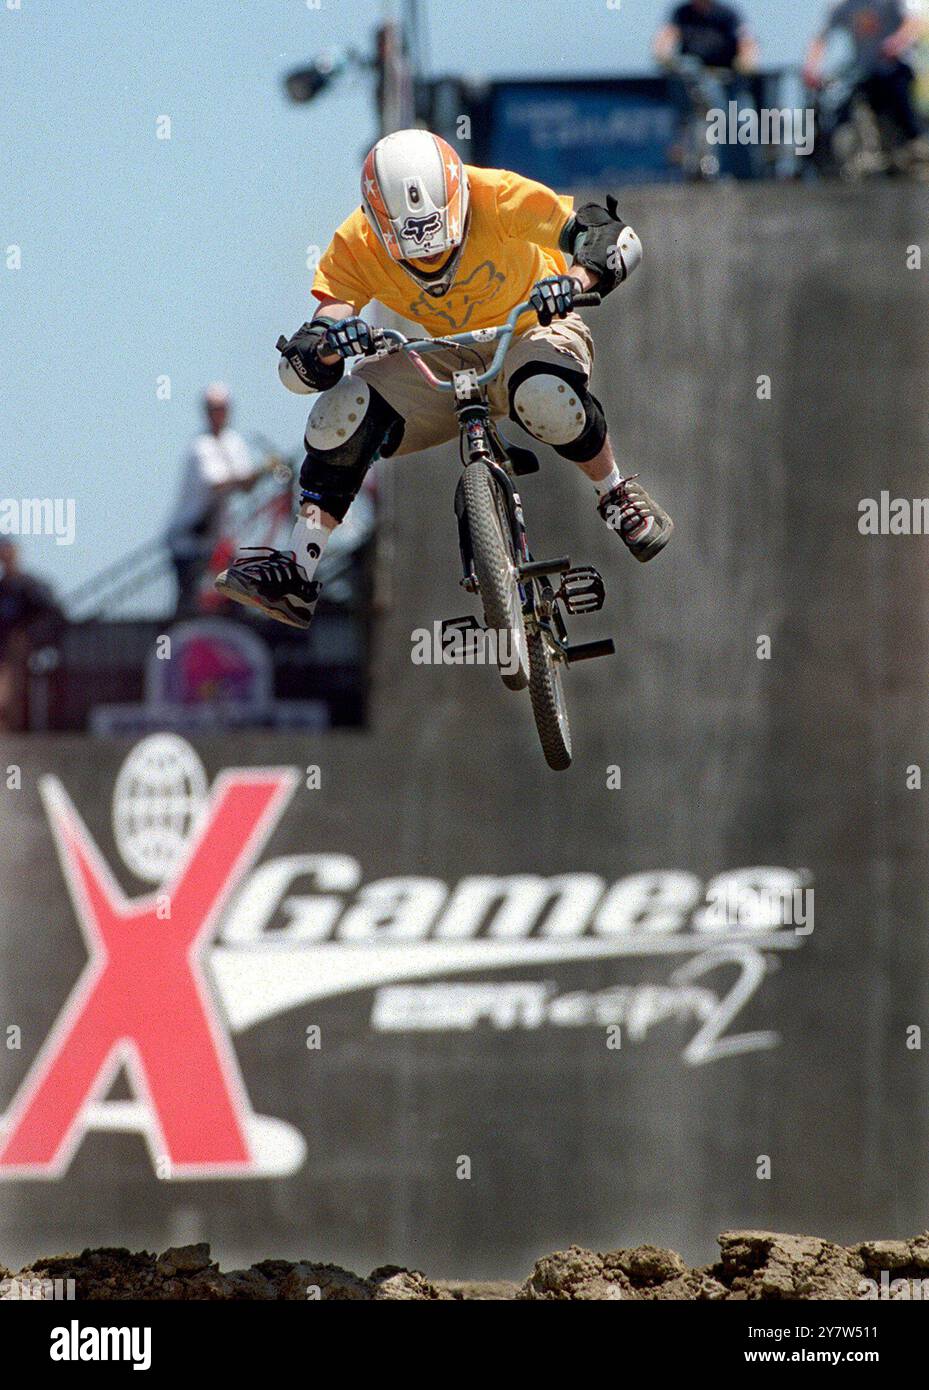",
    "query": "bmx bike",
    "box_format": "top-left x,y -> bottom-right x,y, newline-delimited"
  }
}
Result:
359,294 -> 615,771
807,61 -> 928,181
